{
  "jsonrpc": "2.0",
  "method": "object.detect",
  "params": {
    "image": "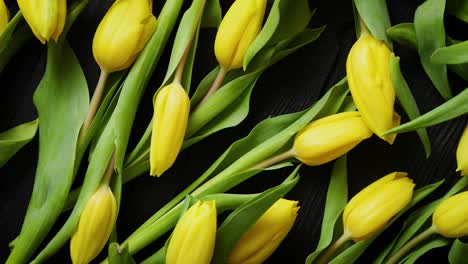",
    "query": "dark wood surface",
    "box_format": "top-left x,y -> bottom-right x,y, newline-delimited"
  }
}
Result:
1,0 -> 466,263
